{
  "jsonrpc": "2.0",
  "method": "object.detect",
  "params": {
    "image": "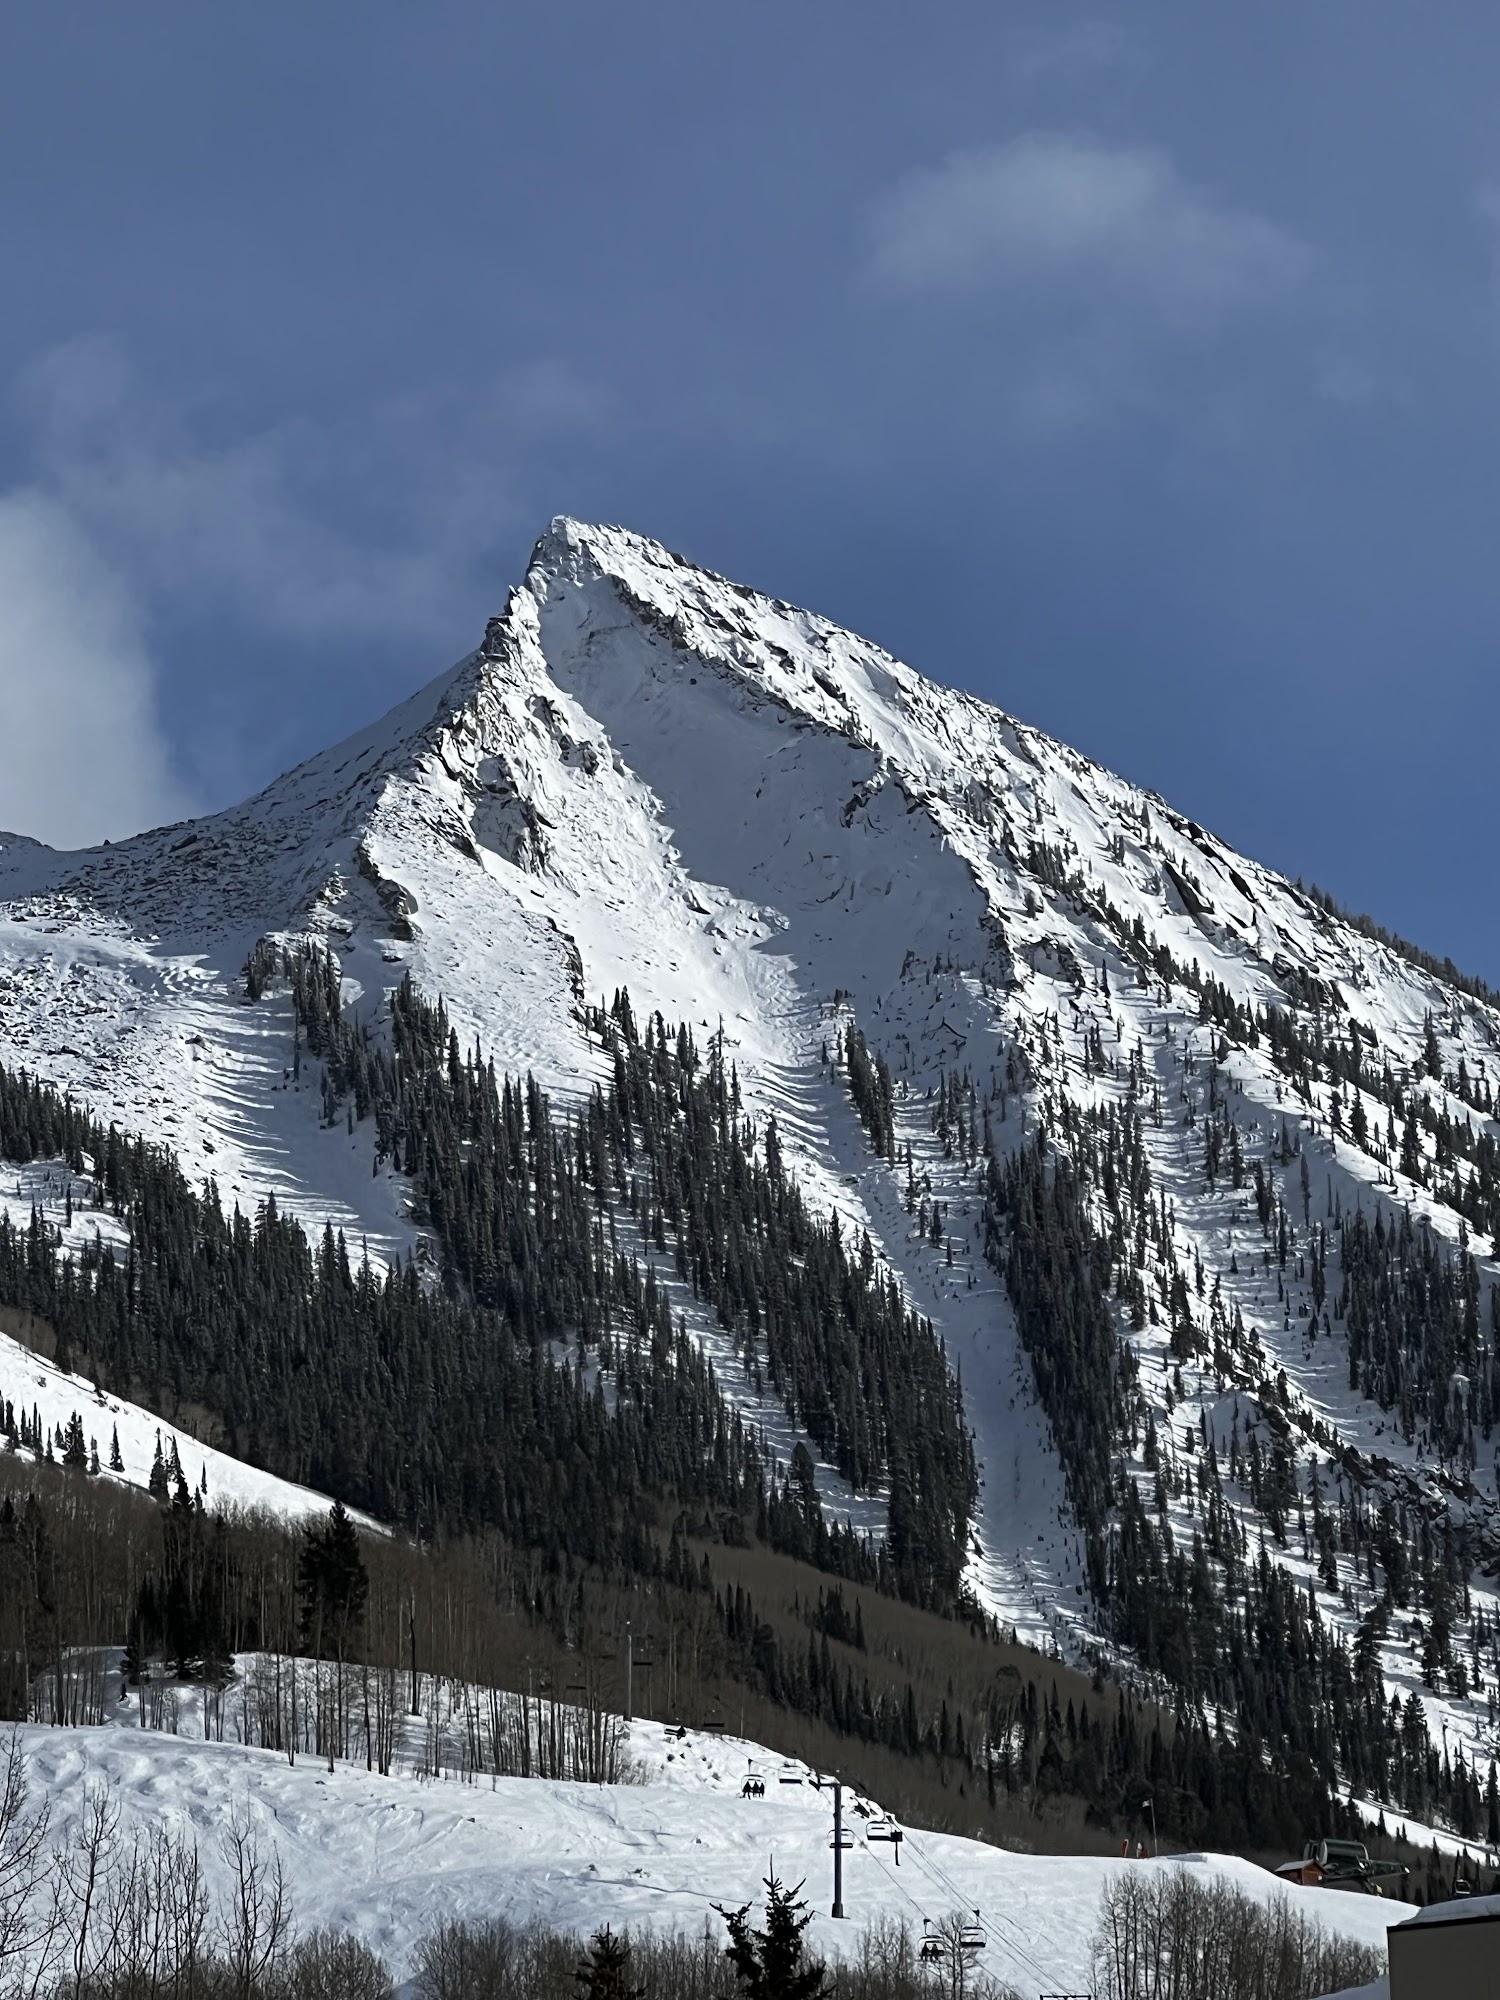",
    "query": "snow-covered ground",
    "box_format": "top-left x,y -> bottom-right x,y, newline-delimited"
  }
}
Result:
8,1698 -> 1398,1995
3,515 -> 1499,1751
